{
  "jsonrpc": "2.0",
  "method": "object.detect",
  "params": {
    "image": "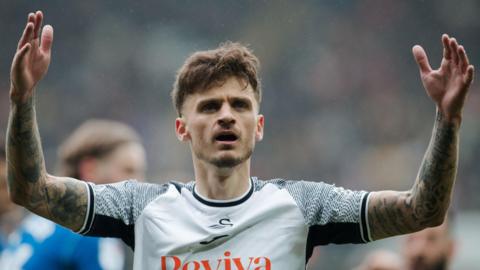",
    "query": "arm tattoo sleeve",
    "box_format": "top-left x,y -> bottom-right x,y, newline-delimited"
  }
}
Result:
7,97 -> 47,208
368,111 -> 458,240
7,97 -> 87,231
